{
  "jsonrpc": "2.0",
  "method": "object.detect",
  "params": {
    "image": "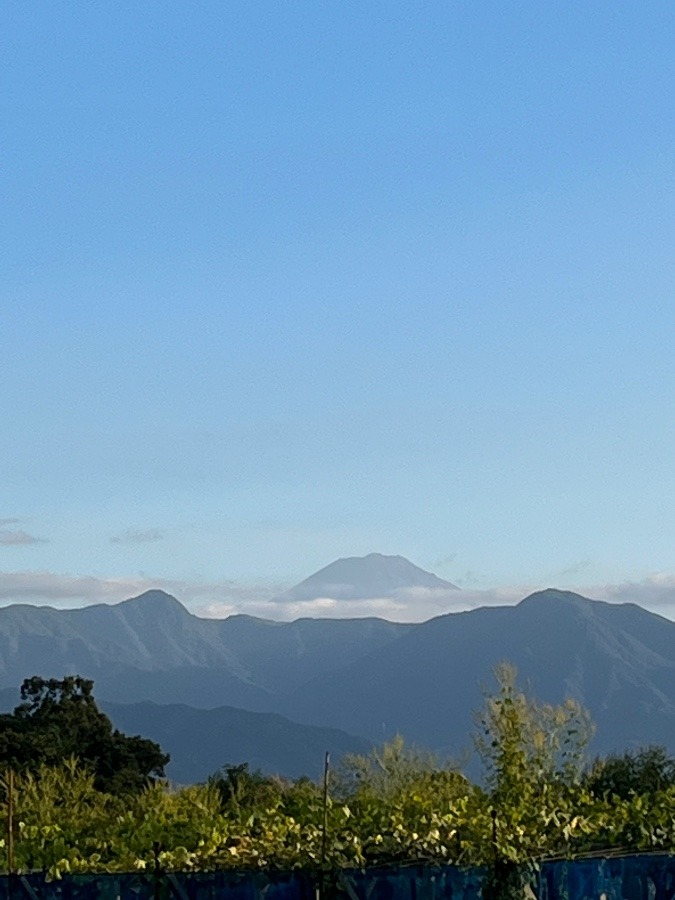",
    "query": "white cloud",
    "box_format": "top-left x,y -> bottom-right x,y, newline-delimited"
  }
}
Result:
587,573 -> 675,613
197,585 -> 527,622
1,569 -> 675,623
0,572 -> 154,604
176,578 -> 675,623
